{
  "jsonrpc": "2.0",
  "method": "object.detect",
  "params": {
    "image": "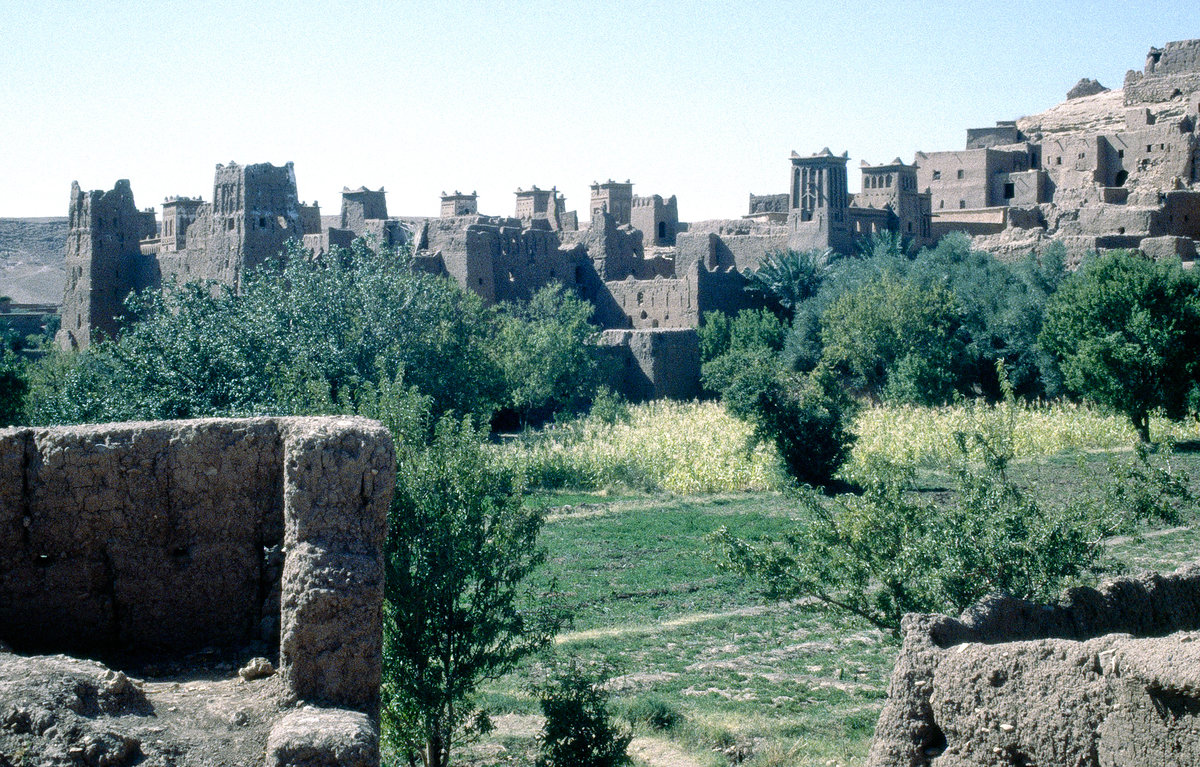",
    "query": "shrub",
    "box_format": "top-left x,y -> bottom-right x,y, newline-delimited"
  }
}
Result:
620,695 -> 682,731
535,660 -> 631,767
756,365 -> 858,488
